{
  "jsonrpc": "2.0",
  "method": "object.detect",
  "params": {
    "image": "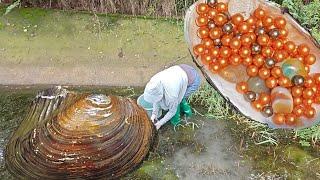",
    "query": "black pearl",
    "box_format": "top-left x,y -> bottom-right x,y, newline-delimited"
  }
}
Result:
222,23 -> 233,34
262,106 -> 274,117
255,27 -> 266,35
207,0 -> 218,7
208,21 -> 216,29
292,75 -> 305,86
269,29 -> 280,39
244,91 -> 257,102
214,38 -> 222,47
252,43 -> 261,54
265,58 -> 276,69
235,33 -> 242,40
